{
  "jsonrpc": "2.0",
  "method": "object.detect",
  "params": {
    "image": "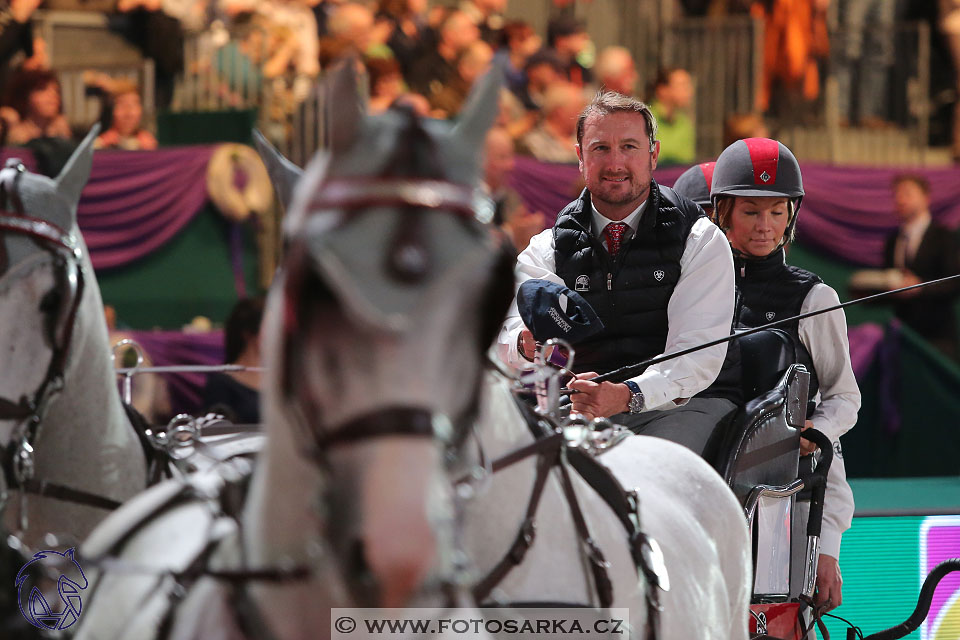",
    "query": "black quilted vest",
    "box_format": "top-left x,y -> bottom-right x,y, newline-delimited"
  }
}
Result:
735,247 -> 821,401
553,183 -> 703,374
